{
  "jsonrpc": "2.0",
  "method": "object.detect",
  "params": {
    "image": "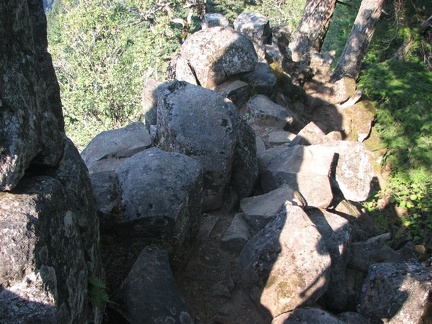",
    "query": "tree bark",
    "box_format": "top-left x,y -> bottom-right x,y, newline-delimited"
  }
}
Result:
288,0 -> 337,62
331,0 -> 385,82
